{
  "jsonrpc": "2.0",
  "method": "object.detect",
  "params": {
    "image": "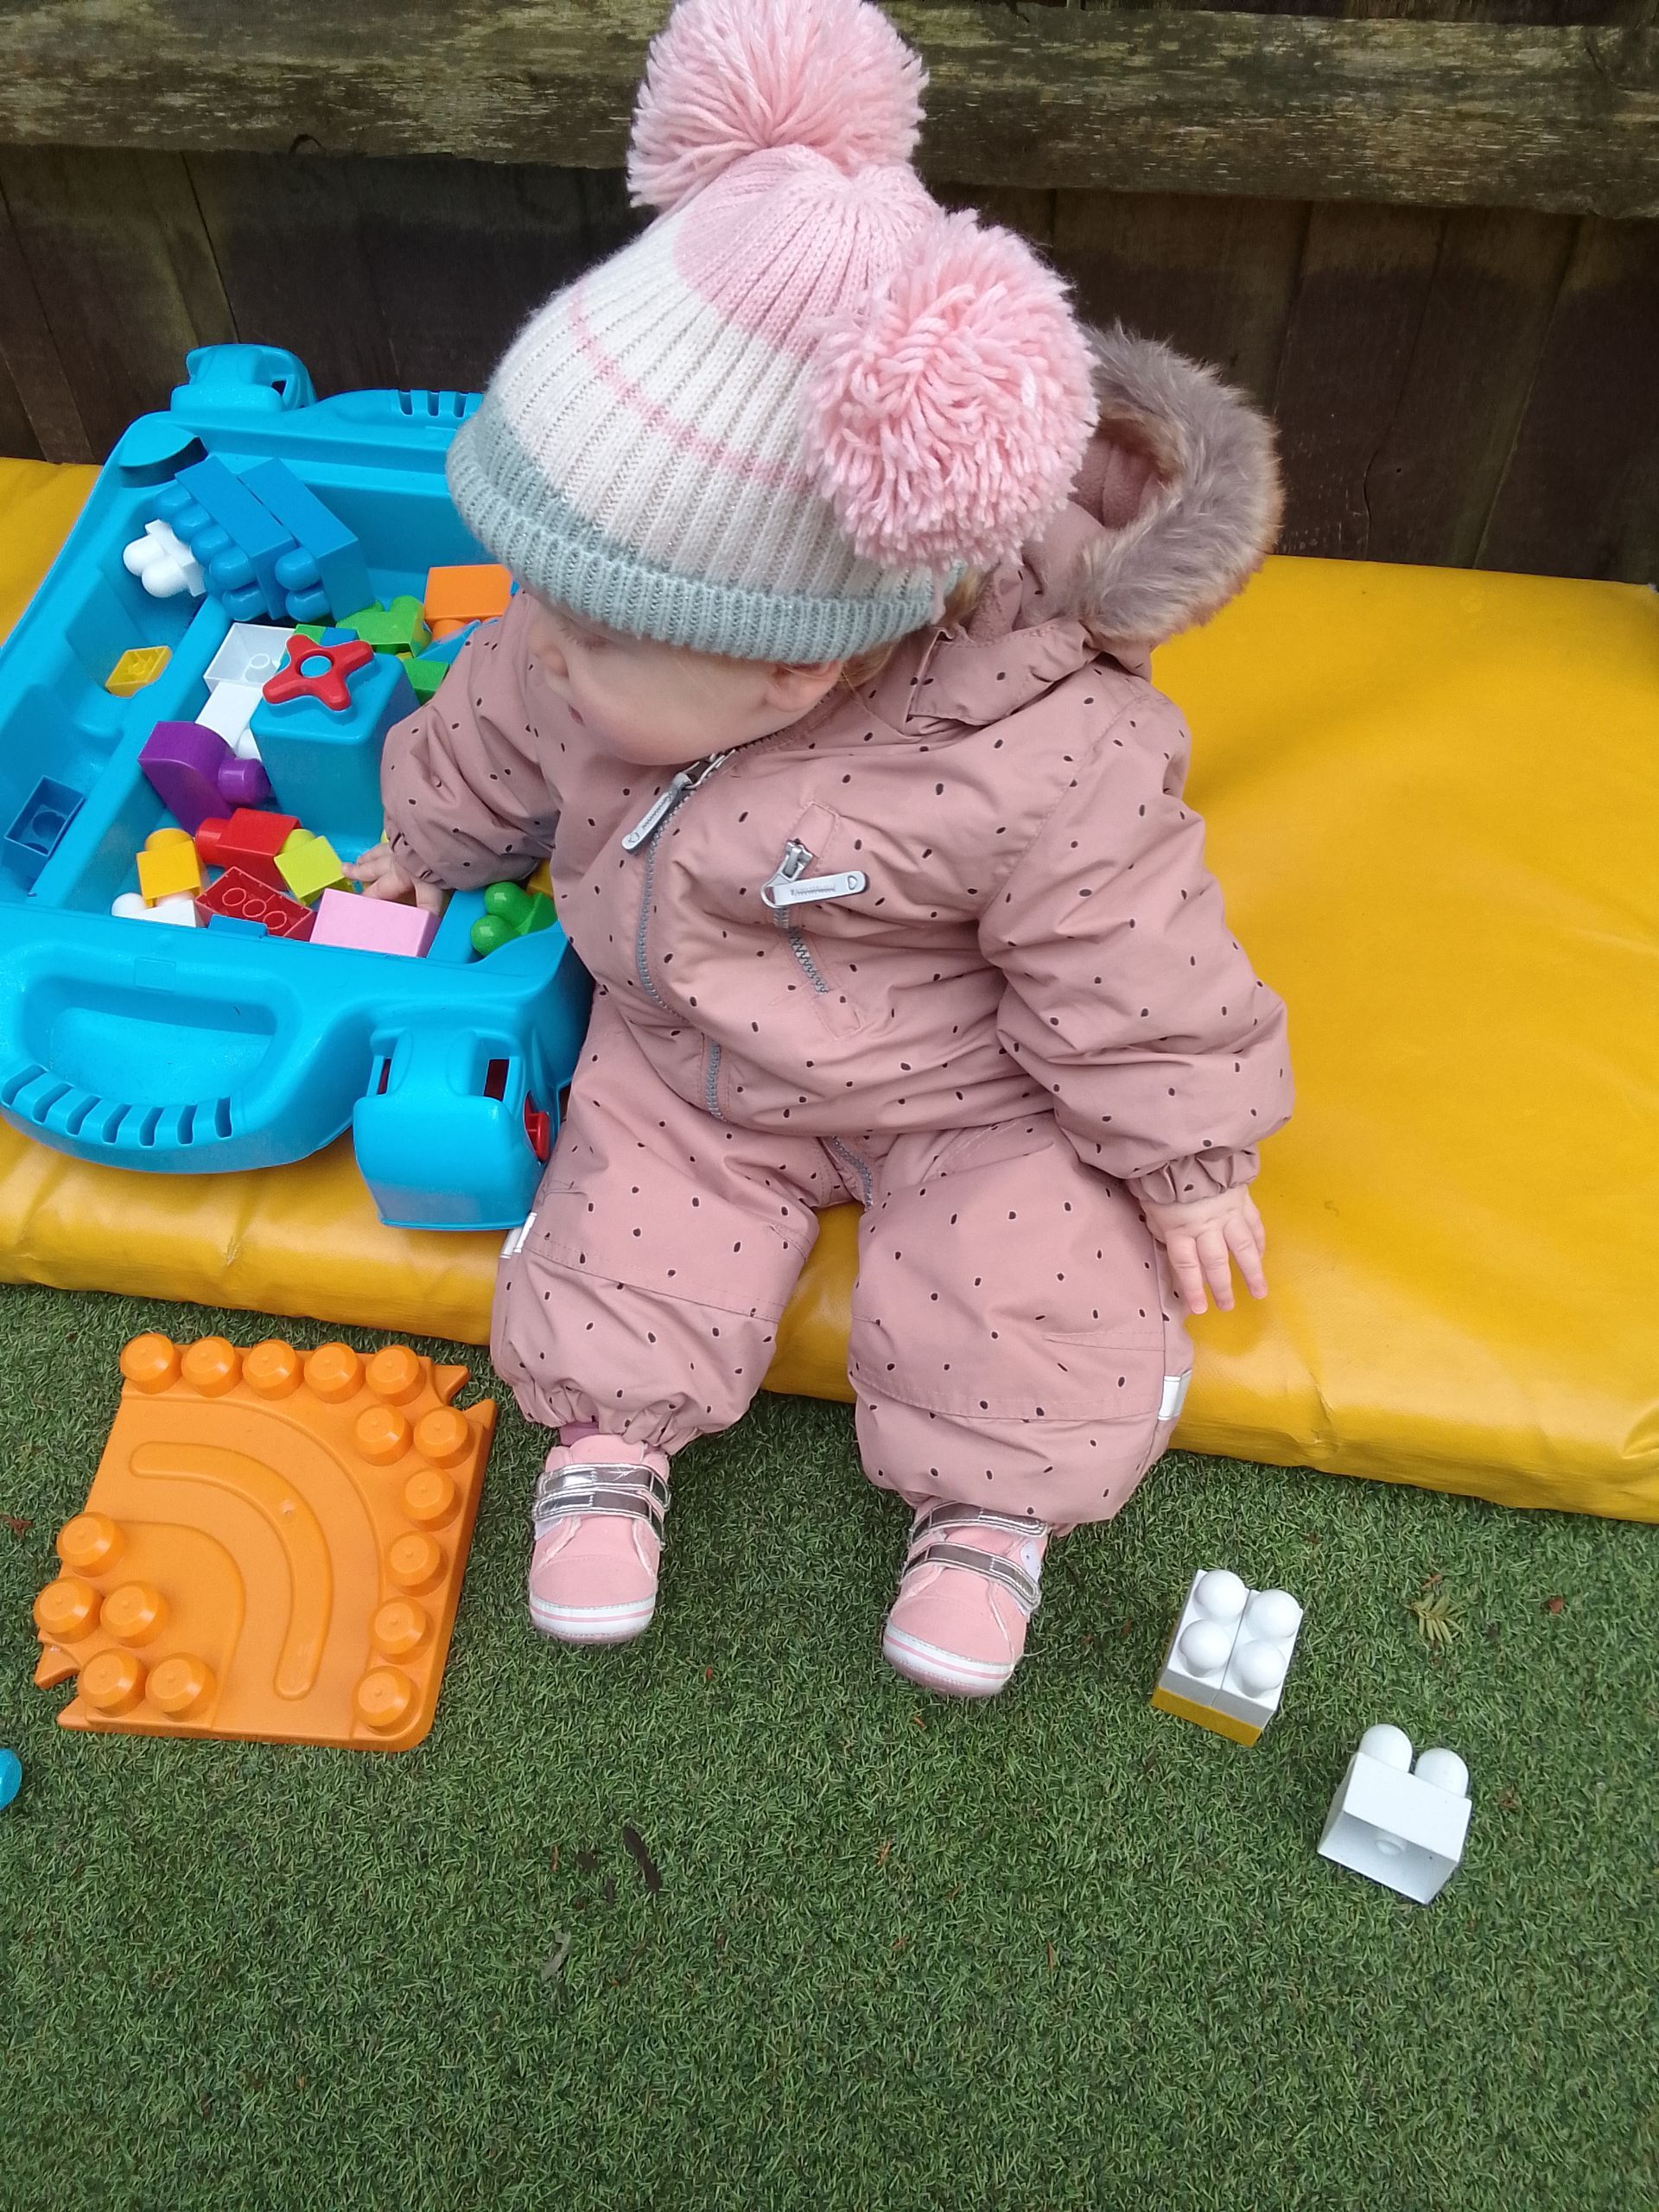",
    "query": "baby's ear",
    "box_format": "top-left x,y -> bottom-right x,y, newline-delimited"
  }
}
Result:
766,658 -> 842,711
